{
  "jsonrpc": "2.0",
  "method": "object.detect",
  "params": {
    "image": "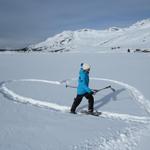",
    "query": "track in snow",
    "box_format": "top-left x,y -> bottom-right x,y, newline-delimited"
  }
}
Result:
0,78 -> 150,124
1,78 -> 150,150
